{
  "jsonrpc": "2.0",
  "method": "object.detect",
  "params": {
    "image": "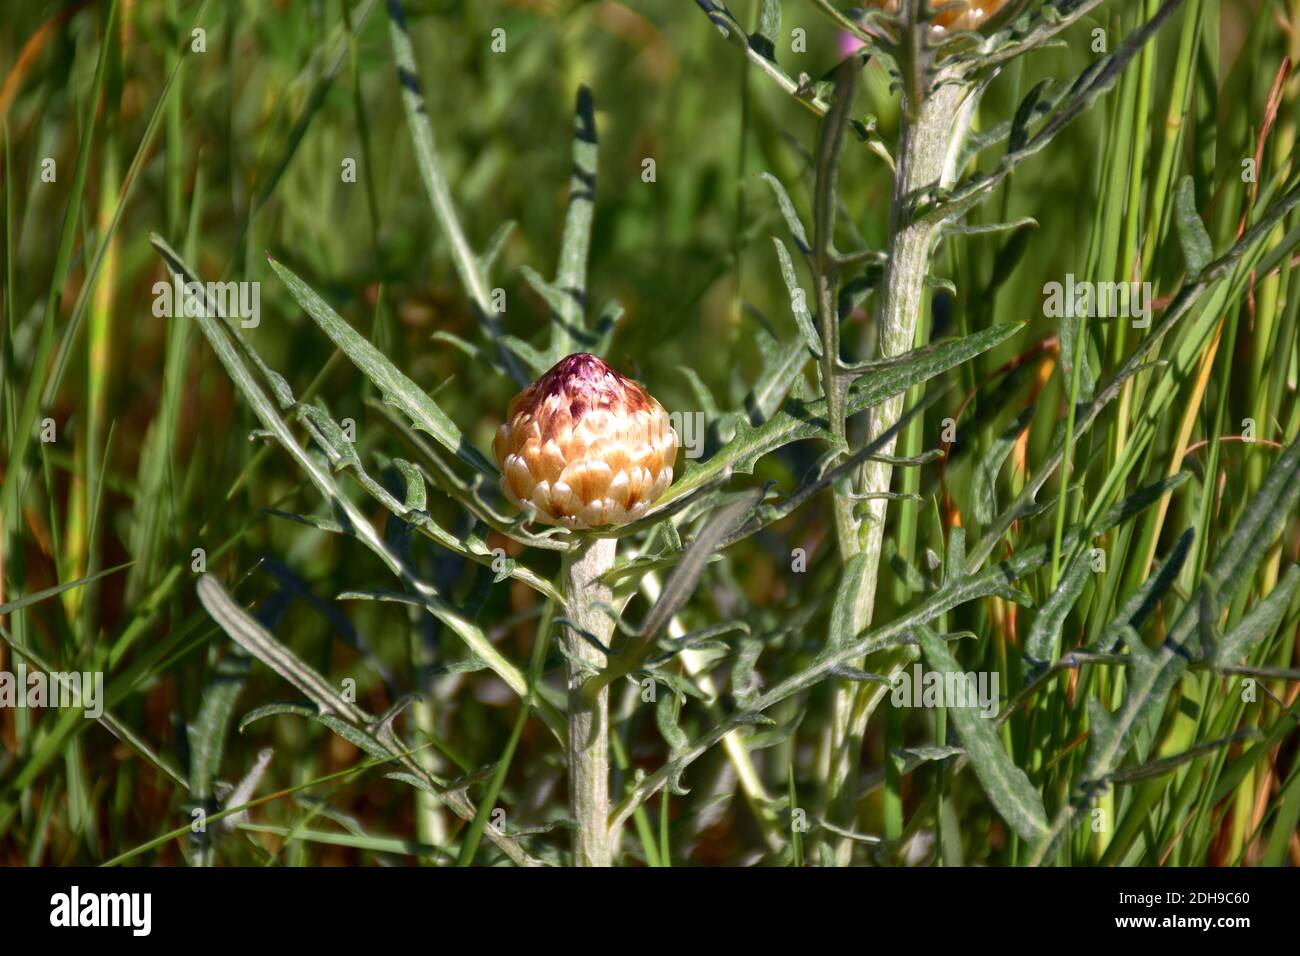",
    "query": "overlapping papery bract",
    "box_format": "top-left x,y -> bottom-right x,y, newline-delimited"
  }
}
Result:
493,353 -> 679,530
